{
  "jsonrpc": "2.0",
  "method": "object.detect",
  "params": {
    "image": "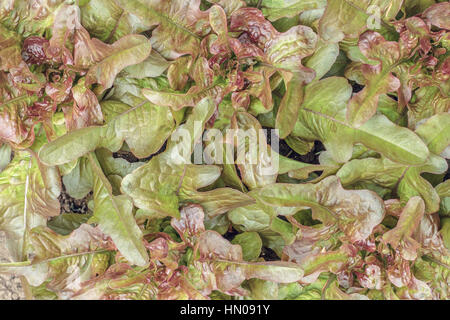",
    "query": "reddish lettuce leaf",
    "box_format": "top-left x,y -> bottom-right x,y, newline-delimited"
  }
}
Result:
0,0 -> 449,301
